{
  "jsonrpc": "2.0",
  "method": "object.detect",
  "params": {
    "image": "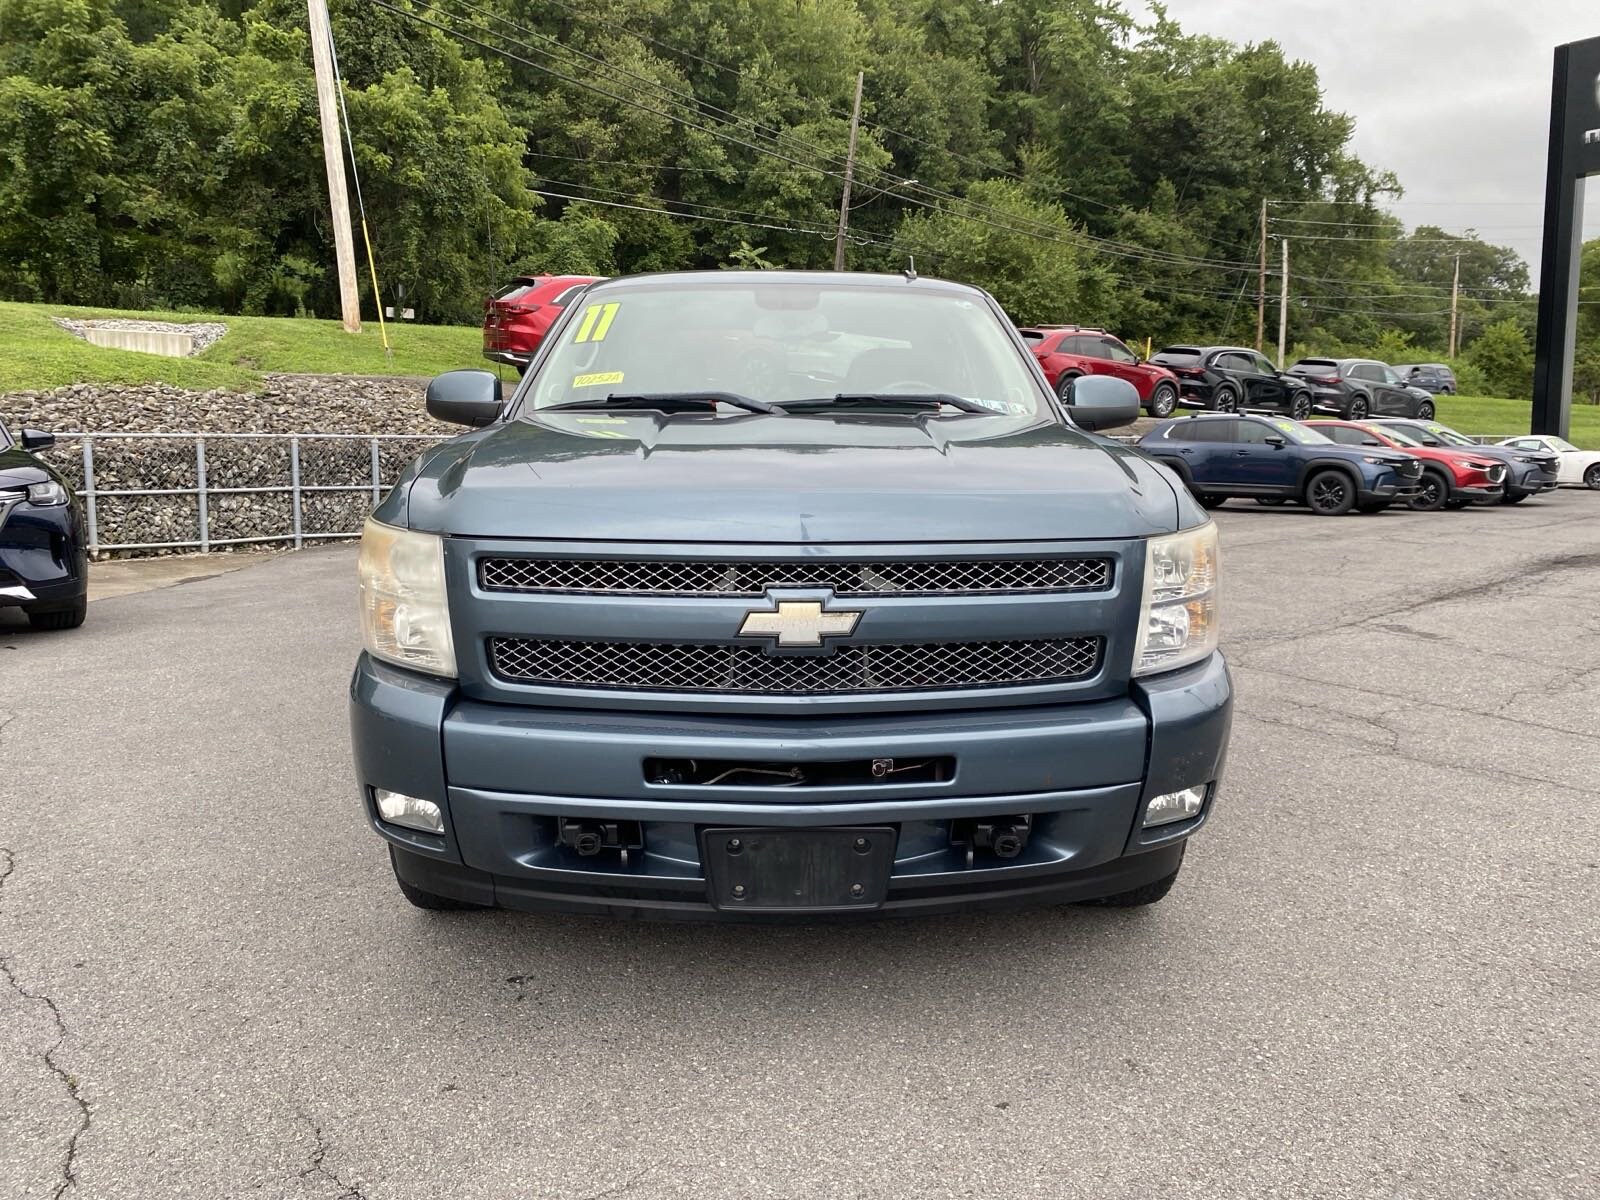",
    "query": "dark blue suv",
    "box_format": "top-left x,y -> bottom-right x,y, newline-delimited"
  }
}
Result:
1137,414 -> 1424,515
